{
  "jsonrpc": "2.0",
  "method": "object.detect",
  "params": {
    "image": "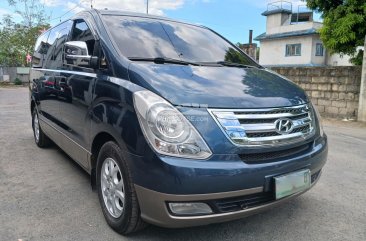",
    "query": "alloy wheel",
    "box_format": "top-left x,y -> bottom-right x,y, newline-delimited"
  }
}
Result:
101,157 -> 125,218
33,113 -> 40,143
